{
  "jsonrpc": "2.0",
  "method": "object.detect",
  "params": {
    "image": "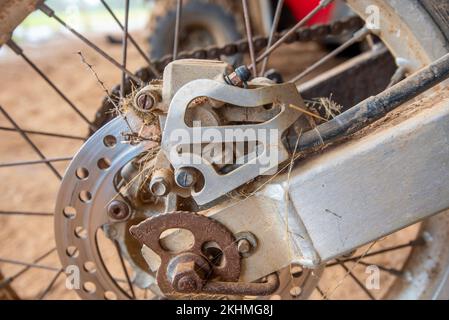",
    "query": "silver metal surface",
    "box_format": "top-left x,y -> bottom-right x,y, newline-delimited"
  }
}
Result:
287,91 -> 449,263
162,78 -> 304,205
54,114 -> 158,300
